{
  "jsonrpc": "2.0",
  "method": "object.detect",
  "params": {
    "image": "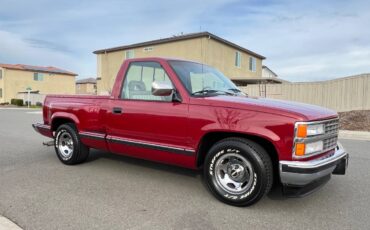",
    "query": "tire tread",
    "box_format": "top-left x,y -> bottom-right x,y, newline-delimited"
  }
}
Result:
204,137 -> 273,206
55,123 -> 89,165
